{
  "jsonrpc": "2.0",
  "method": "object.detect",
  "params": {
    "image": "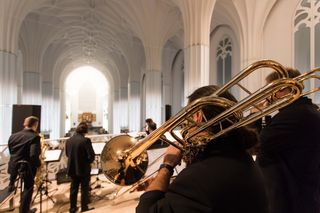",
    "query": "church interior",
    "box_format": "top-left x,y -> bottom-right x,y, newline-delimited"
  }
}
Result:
0,0 -> 319,212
